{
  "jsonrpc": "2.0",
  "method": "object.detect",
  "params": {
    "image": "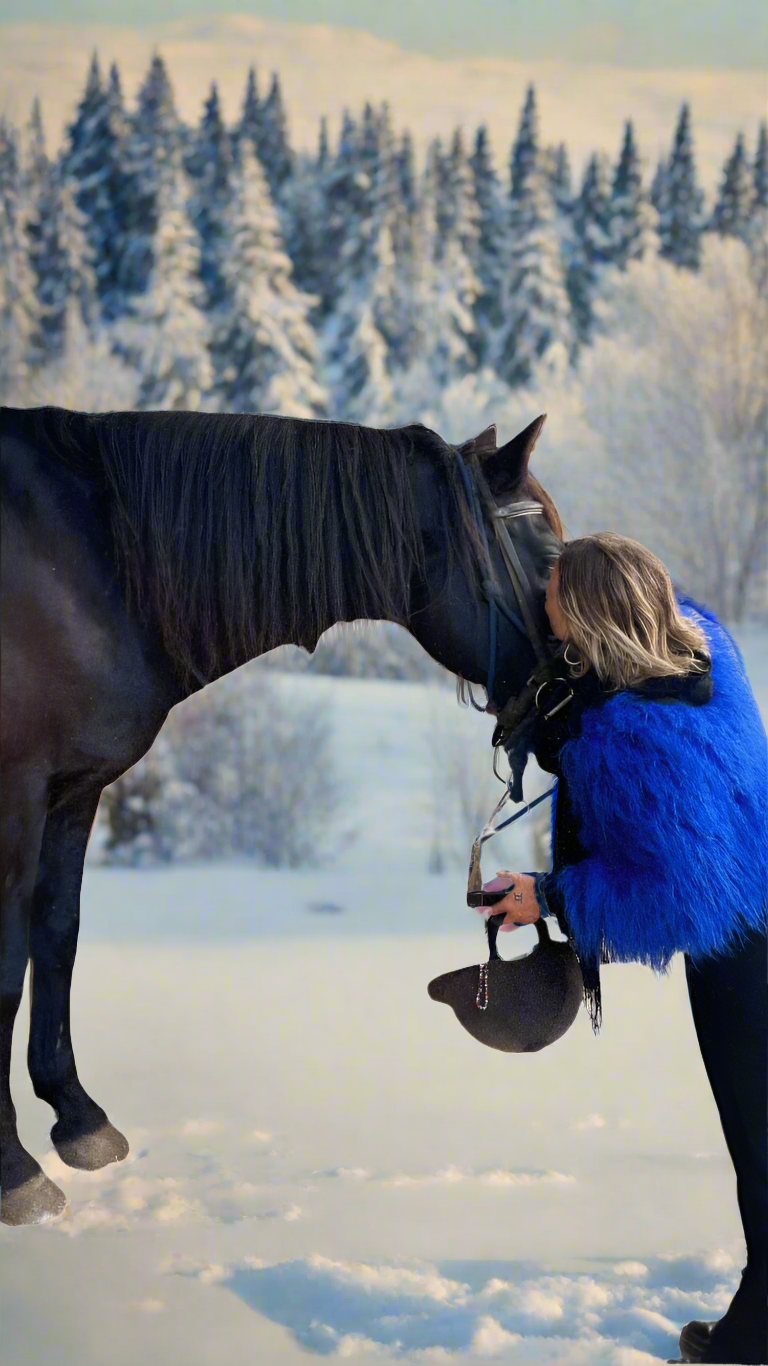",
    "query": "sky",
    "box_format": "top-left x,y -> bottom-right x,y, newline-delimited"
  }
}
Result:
1,0 -> 766,67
